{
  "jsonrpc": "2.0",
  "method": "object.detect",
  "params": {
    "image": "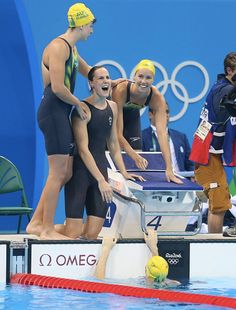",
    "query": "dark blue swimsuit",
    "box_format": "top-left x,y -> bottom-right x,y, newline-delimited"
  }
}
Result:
37,38 -> 78,155
65,100 -> 113,219
123,81 -> 153,150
